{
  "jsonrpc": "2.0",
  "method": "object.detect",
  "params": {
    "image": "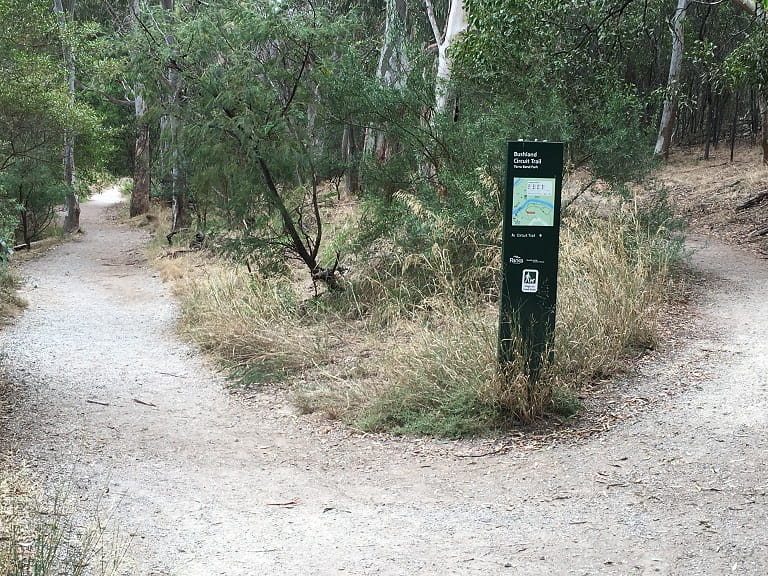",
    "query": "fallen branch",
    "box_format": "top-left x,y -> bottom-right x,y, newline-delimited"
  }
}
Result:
266,500 -> 299,507
736,189 -> 768,211
158,249 -> 195,259
562,179 -> 597,212
747,224 -> 768,240
12,238 -> 56,251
